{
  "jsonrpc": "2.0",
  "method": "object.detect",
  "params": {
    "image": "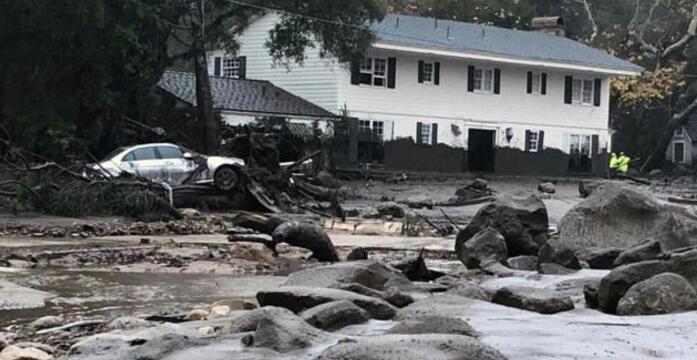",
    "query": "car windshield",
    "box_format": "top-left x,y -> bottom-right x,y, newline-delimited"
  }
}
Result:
100,147 -> 128,162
